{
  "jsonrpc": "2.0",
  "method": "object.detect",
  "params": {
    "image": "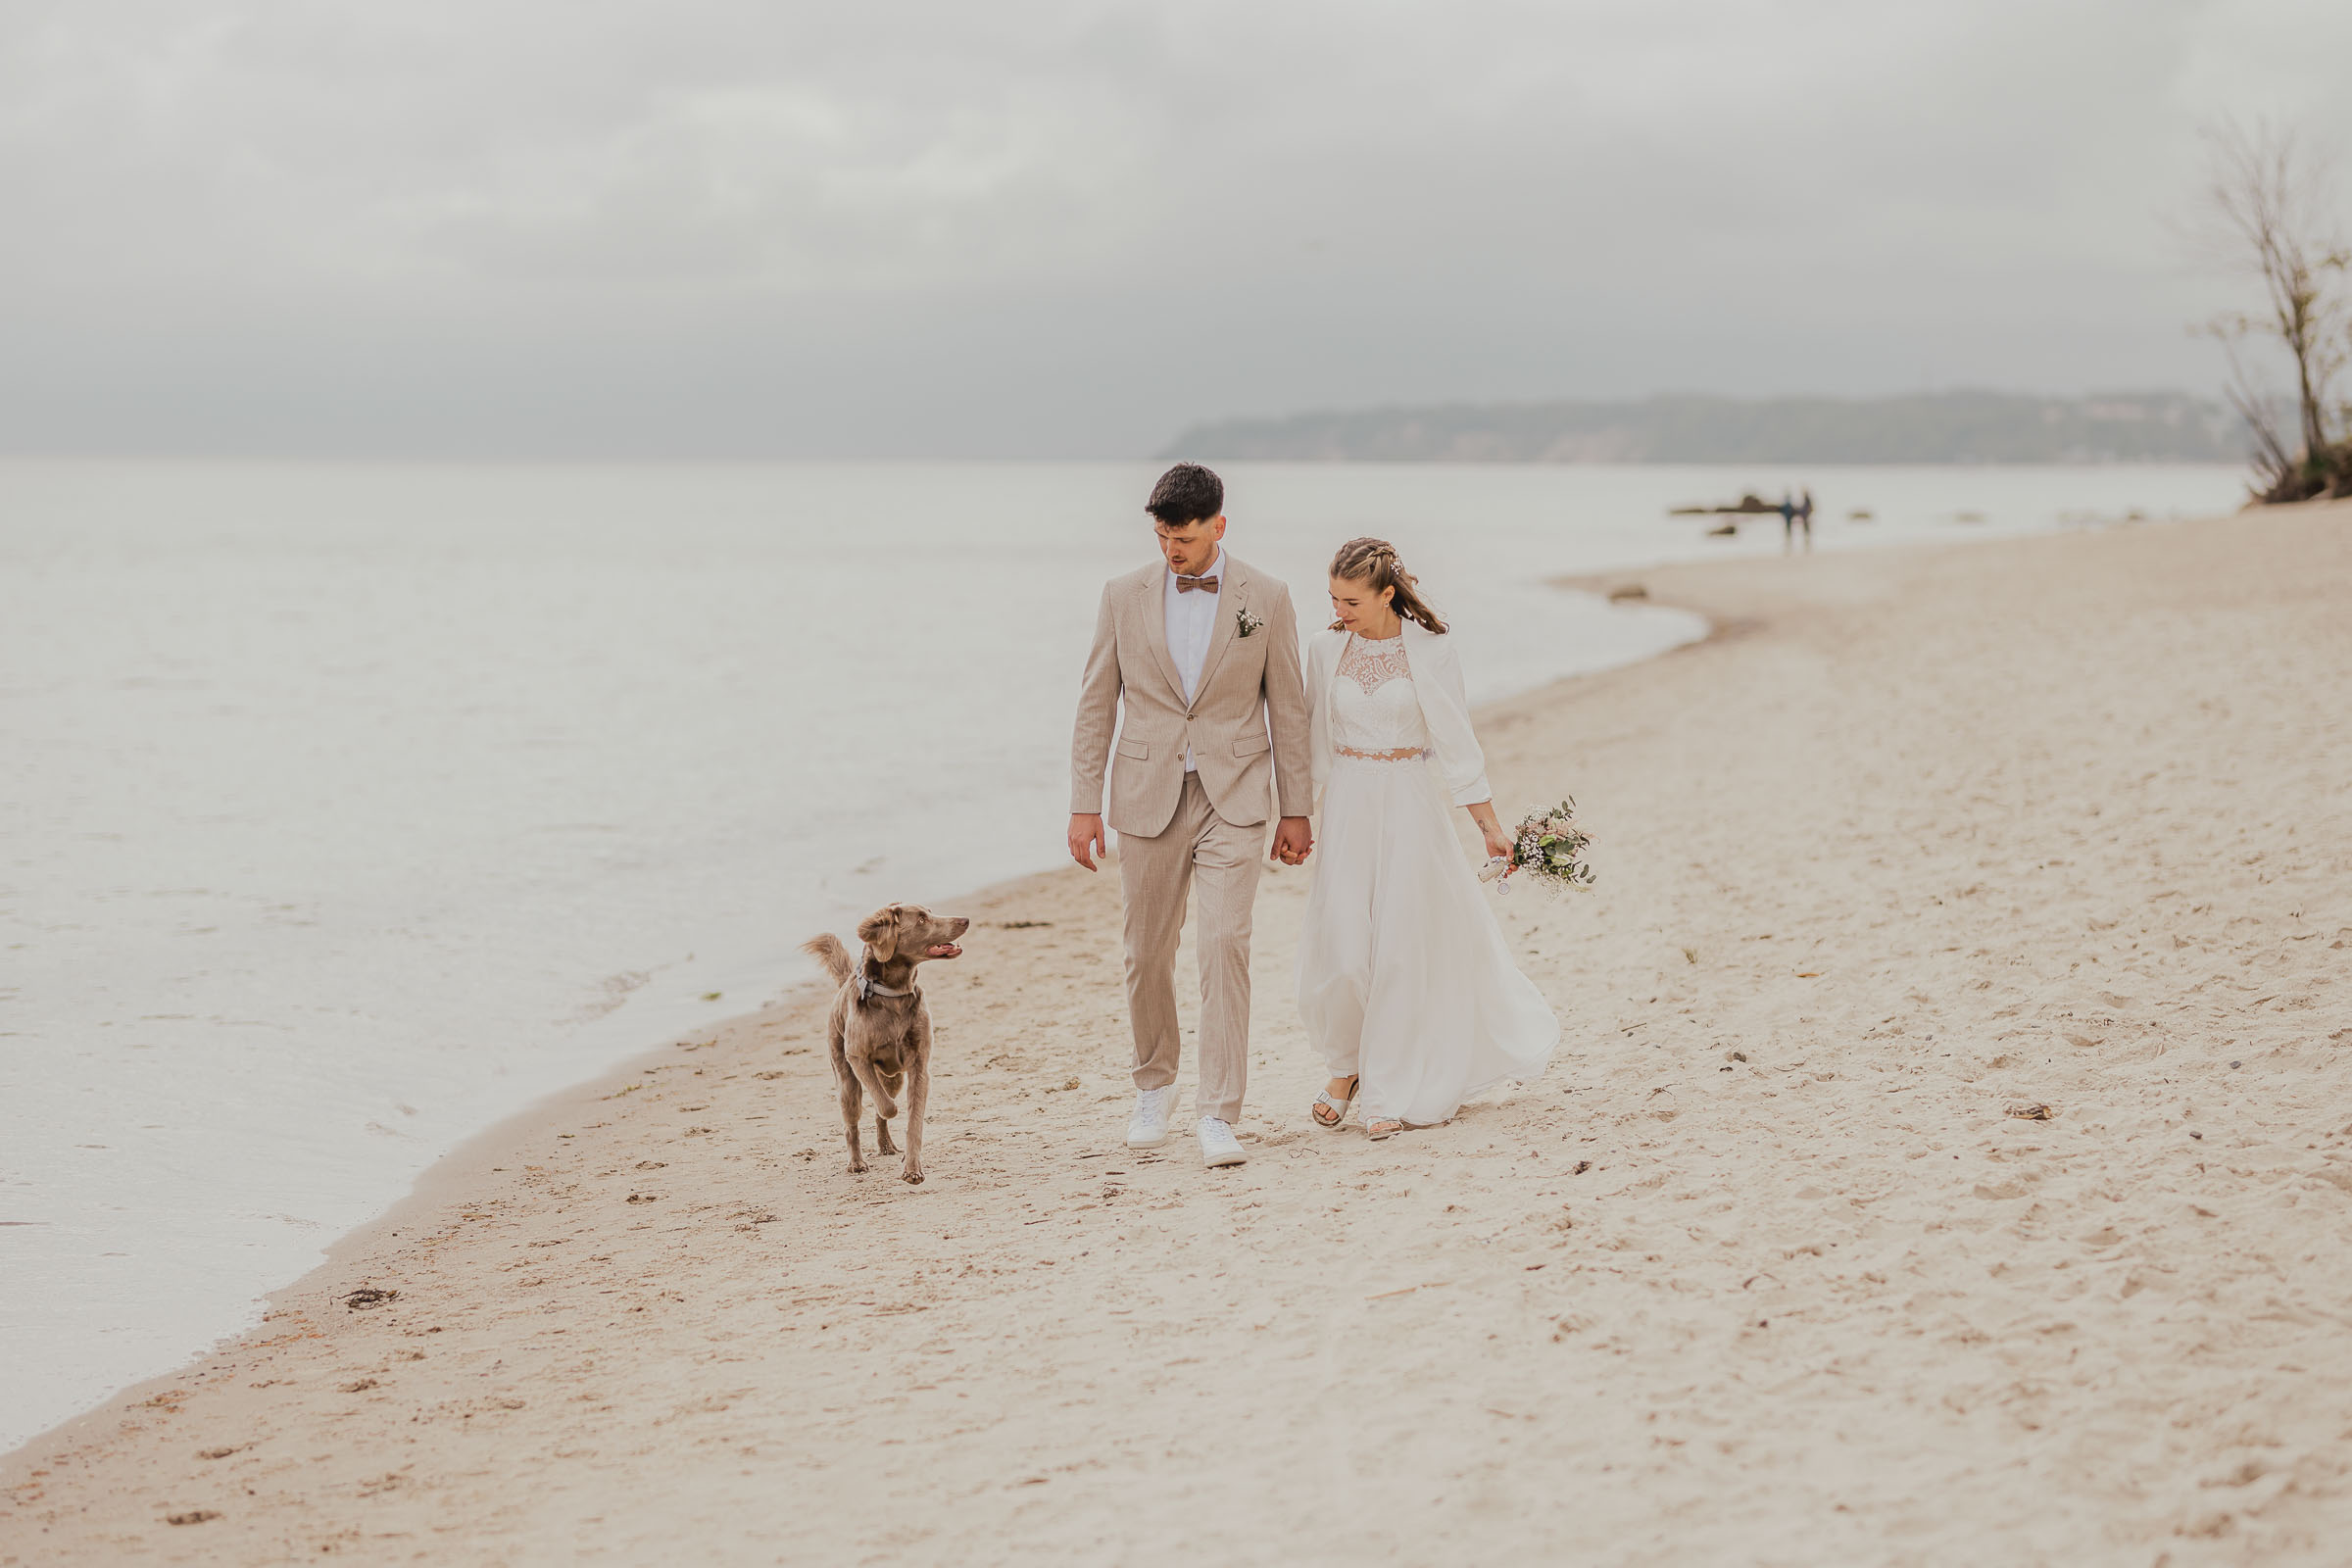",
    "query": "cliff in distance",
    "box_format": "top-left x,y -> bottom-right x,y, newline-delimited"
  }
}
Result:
1164,390 -> 2242,464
